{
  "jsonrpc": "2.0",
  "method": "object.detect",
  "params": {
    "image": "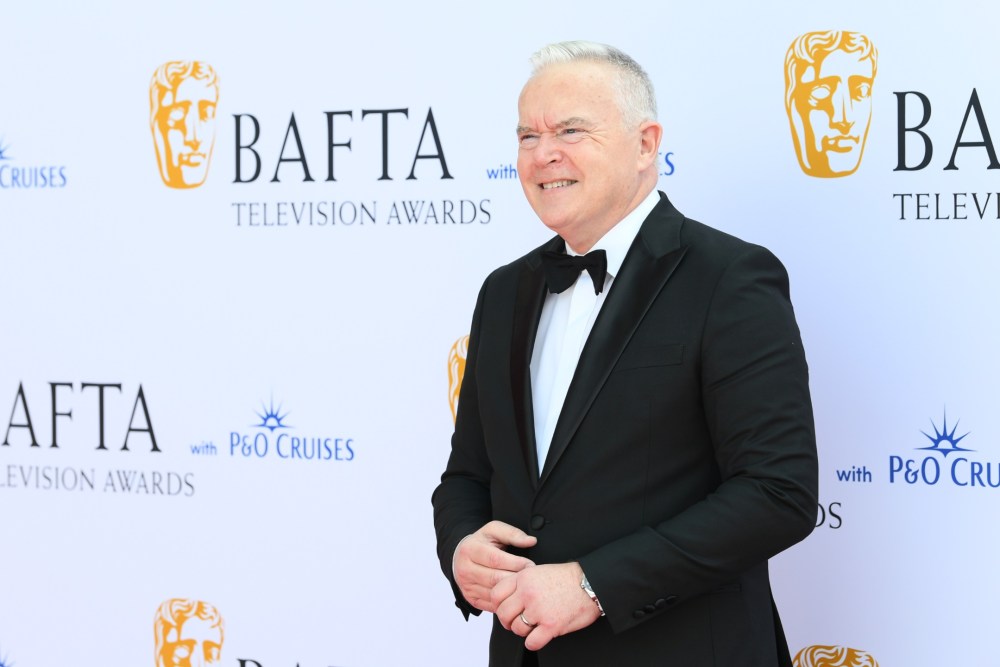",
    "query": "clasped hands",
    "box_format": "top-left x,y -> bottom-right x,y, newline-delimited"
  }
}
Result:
453,520 -> 602,651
